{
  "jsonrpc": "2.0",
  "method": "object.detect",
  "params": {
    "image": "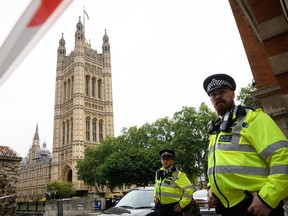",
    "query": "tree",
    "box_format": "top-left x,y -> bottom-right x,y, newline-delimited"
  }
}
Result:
77,134 -> 159,191
47,181 -> 76,199
236,83 -> 256,107
96,148 -> 158,191
77,103 -> 217,190
170,103 -> 217,182
77,137 -> 117,188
